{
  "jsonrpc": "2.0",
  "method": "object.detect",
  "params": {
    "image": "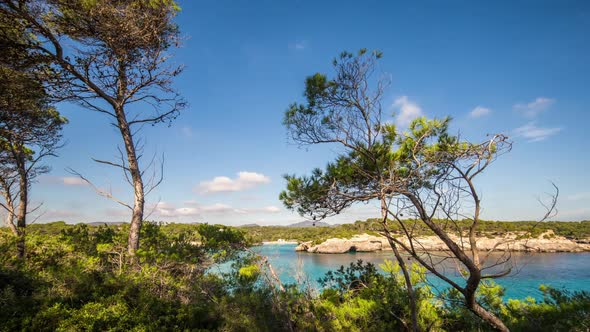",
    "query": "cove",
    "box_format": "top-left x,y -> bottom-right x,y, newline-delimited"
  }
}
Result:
251,244 -> 590,300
